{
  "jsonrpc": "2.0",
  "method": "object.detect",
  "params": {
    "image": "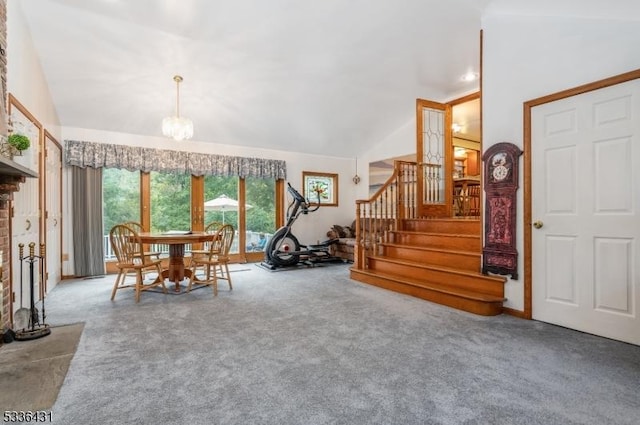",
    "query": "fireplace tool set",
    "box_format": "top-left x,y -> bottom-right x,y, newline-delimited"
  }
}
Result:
14,242 -> 50,341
